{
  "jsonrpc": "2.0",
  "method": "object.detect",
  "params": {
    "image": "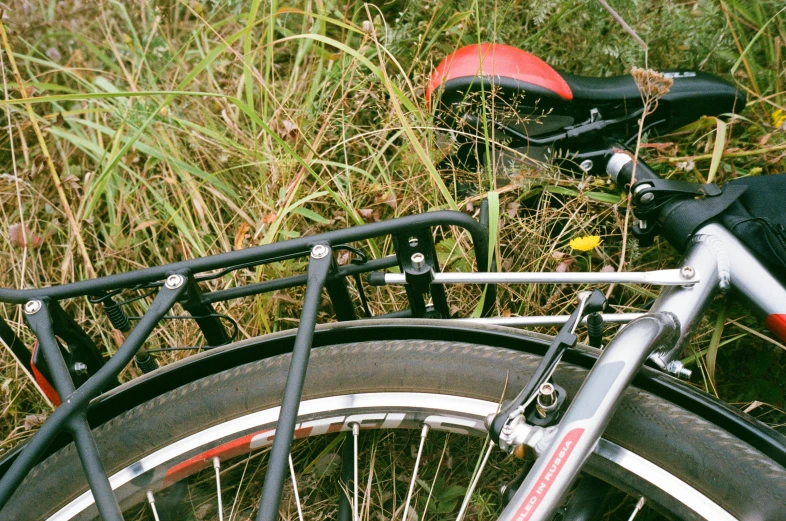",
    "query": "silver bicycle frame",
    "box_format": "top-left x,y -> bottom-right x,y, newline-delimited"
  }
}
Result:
497,222 -> 786,521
